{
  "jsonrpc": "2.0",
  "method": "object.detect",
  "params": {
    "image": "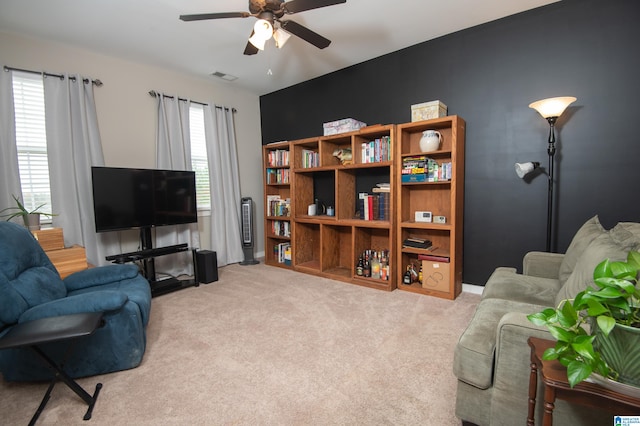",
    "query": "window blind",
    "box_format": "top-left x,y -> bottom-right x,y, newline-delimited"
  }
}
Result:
12,71 -> 52,216
189,104 -> 211,210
